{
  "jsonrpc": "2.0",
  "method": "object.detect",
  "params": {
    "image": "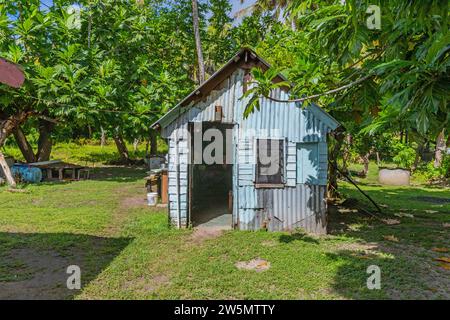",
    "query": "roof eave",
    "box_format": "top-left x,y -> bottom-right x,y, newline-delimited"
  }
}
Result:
151,48 -> 287,130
